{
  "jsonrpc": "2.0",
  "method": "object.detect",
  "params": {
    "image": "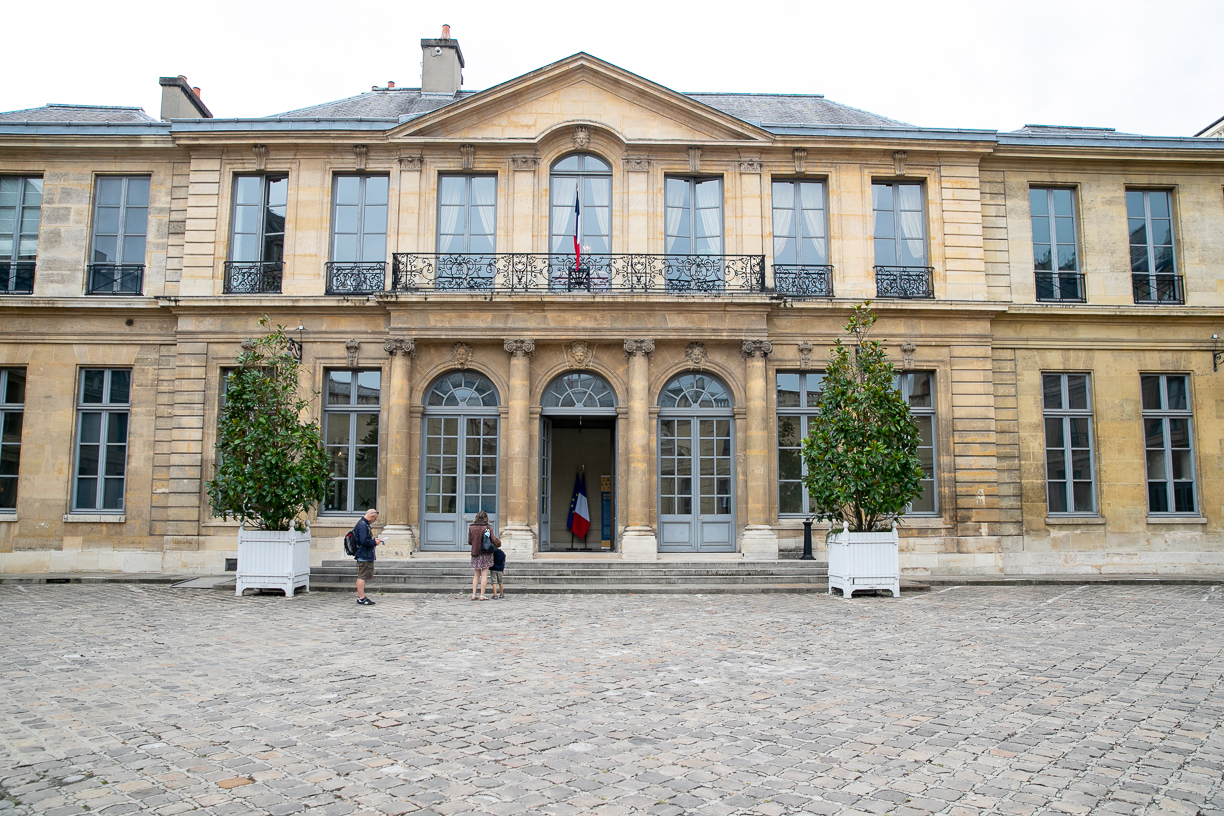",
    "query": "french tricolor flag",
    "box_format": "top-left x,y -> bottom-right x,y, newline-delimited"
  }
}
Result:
567,471 -> 591,539
572,189 -> 581,272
